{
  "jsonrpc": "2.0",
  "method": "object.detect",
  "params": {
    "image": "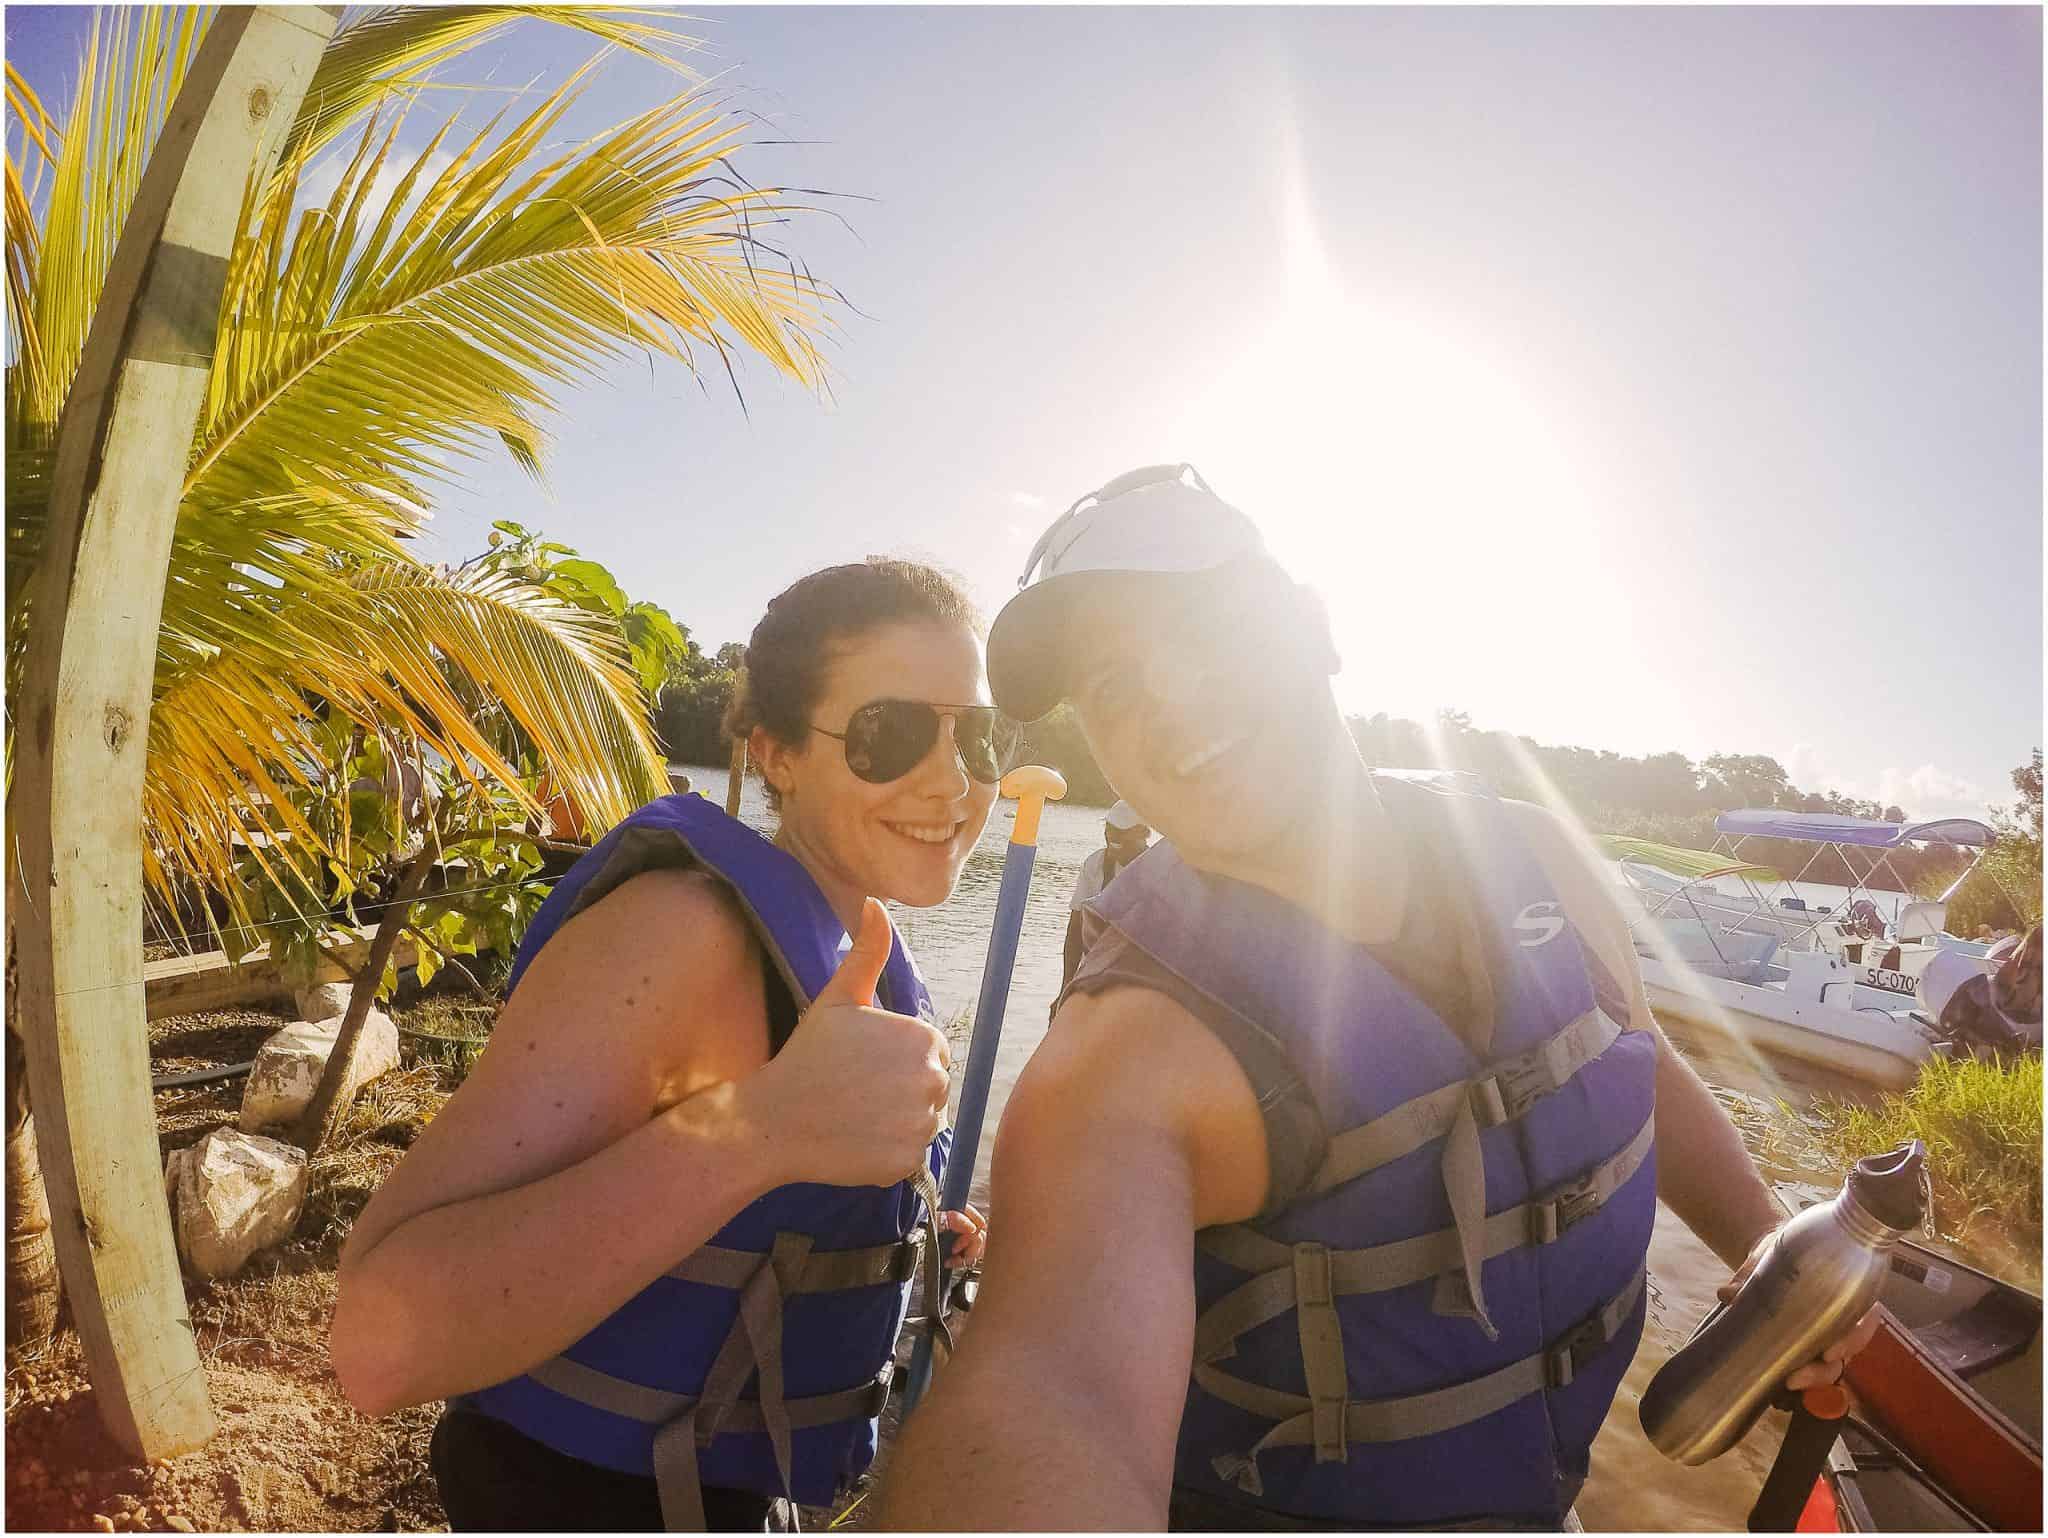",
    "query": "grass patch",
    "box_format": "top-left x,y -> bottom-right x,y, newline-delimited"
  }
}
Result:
392,994 -> 497,1078
1806,1054 -> 2042,1274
